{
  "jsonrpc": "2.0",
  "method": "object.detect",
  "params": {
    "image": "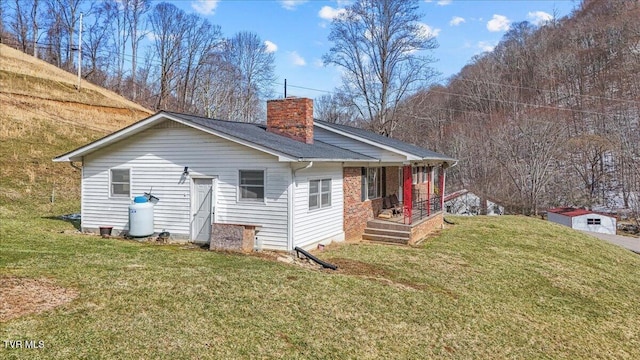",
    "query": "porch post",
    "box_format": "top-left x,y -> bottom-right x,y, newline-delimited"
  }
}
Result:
426,167 -> 431,217
403,165 -> 412,224
439,165 -> 446,211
